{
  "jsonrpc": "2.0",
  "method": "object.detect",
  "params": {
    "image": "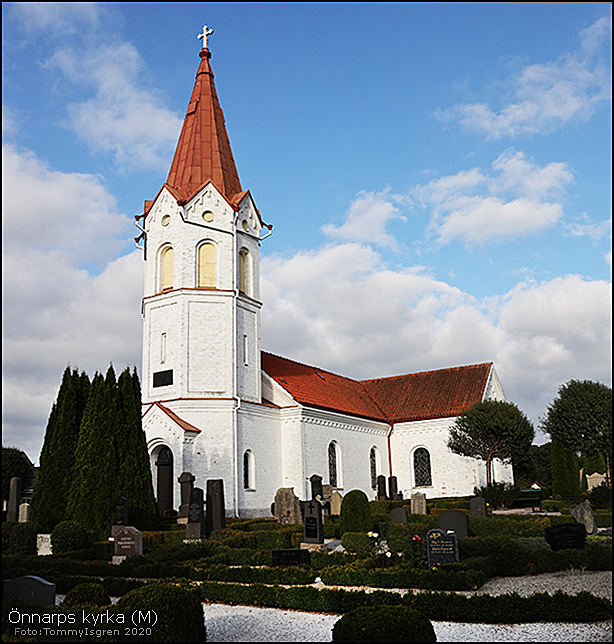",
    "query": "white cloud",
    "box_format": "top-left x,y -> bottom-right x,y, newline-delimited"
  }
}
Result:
47,44 -> 182,171
437,17 -> 612,139
321,190 -> 408,249
2,145 -> 143,461
414,149 -> 573,245
8,2 -> 103,38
